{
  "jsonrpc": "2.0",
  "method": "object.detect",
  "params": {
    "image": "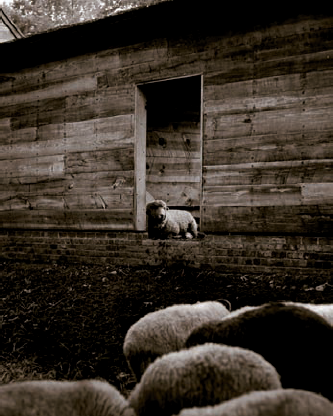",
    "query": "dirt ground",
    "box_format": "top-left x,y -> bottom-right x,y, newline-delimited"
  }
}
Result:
1,259 -> 332,395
